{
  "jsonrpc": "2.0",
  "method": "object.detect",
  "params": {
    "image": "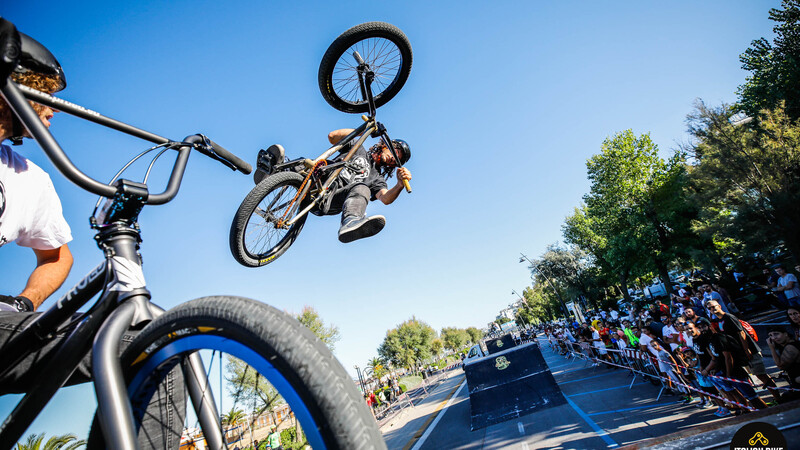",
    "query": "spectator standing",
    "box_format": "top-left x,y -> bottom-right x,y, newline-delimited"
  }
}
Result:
707,300 -> 780,399
650,340 -> 693,403
706,300 -> 769,410
774,264 -> 800,307
660,315 -> 680,351
686,320 -> 722,409
609,307 -> 619,325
